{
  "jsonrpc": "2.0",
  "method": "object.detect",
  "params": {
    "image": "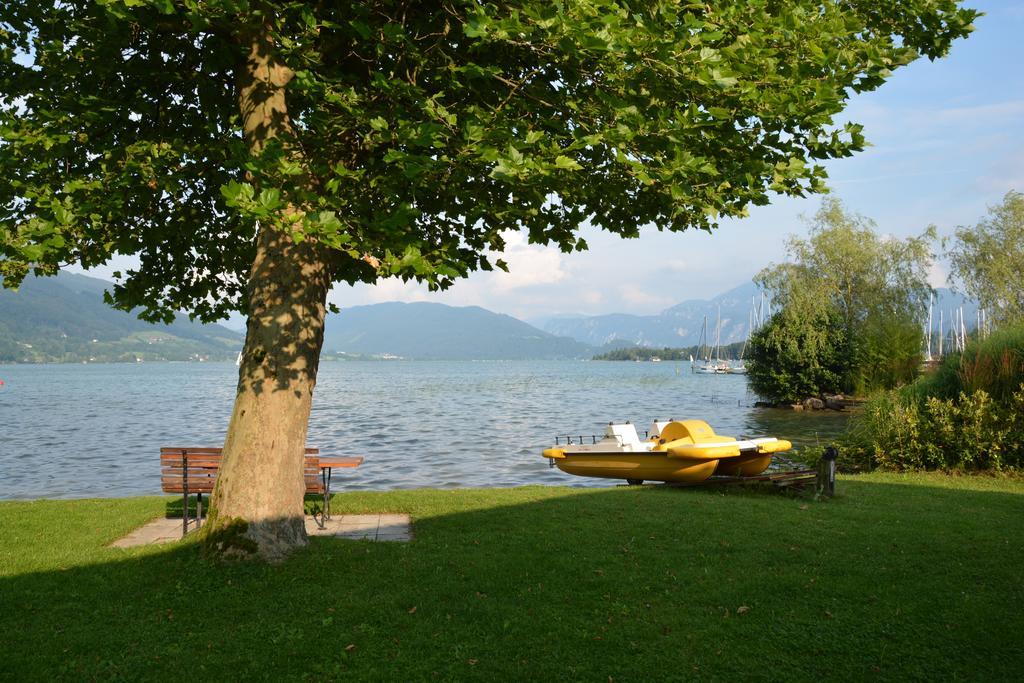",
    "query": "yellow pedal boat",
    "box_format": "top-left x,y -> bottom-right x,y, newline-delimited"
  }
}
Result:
542,419 -> 792,485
